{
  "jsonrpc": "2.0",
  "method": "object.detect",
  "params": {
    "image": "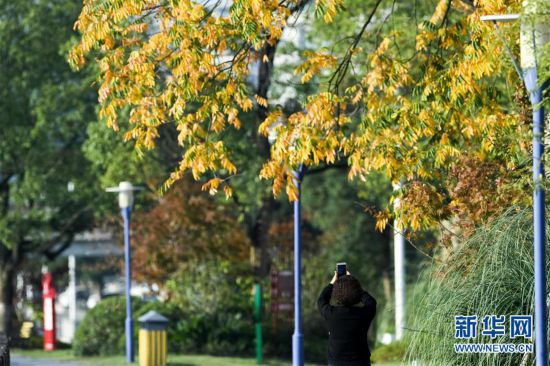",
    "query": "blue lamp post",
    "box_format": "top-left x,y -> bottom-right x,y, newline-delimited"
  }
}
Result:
106,181 -> 142,363
482,5 -> 549,365
268,117 -> 304,366
292,165 -> 304,366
